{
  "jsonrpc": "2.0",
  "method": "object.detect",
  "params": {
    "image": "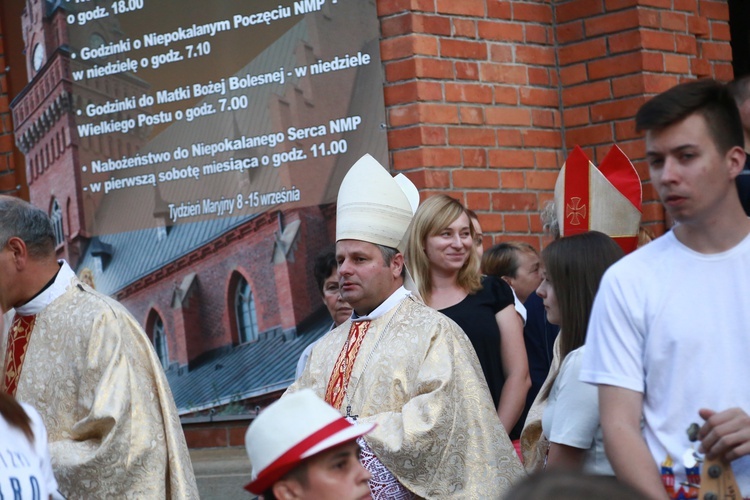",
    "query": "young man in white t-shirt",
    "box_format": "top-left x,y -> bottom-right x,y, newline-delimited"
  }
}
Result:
581,79 -> 750,499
